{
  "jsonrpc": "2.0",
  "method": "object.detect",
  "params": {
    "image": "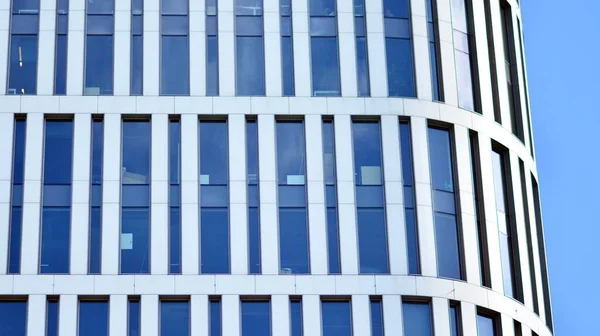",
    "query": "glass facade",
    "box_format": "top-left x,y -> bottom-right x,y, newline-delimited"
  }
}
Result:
54,0 -> 68,95
8,118 -> 26,274
241,301 -> 271,336
403,302 -> 433,336
247,119 -> 261,274
89,118 -> 104,274
160,300 -> 190,335
321,301 -> 352,336
8,0 -> 39,95
309,0 -> 340,96
451,0 -> 477,111
169,119 -> 182,274
384,0 -> 415,97
160,0 -> 190,95
206,0 -> 219,96
131,0 -> 143,95
79,301 -> 109,336
85,0 -> 114,95
0,301 -> 27,335
323,119 -> 340,274
400,121 -> 419,274
235,0 -> 265,96
281,0 -> 295,96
